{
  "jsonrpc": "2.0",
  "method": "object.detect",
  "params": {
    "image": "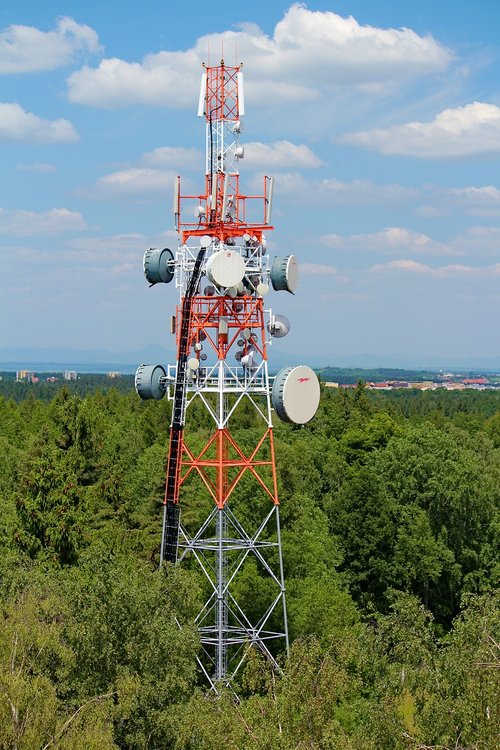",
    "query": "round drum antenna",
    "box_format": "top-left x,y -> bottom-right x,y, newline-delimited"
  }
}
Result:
271,365 -> 320,424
